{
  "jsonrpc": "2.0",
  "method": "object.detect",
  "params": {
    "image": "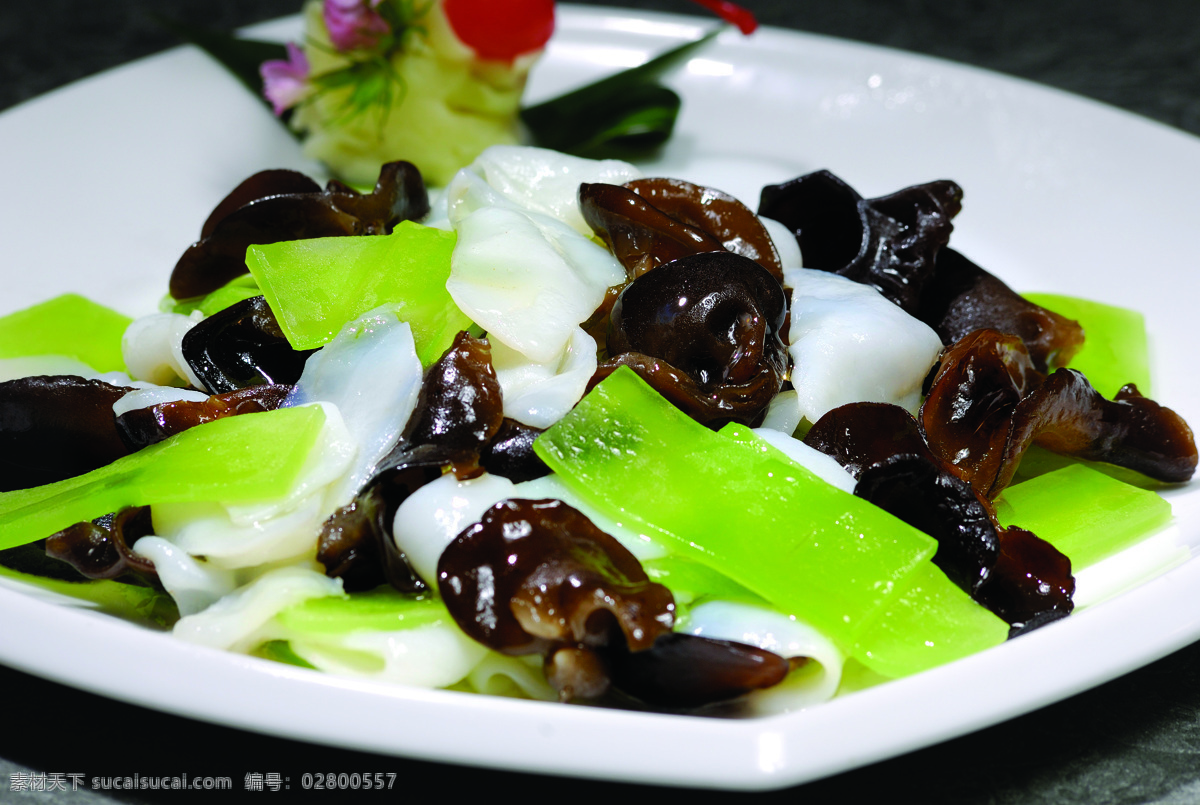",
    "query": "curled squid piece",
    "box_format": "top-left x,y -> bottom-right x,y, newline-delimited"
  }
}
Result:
181,296 -> 315,395
490,326 -> 597,430
922,329 -> 1197,498
285,304 -> 425,505
445,145 -> 642,236
594,251 -> 788,428
784,268 -> 943,424
170,162 -> 429,300
172,566 -> 344,652
121,311 -> 206,389
447,204 -> 623,364
0,375 -> 133,492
